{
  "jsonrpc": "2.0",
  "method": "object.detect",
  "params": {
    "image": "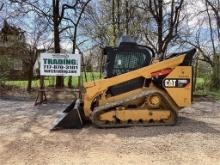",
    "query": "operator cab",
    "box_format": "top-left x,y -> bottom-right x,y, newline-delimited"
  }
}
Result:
103,36 -> 155,78
103,36 -> 155,96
